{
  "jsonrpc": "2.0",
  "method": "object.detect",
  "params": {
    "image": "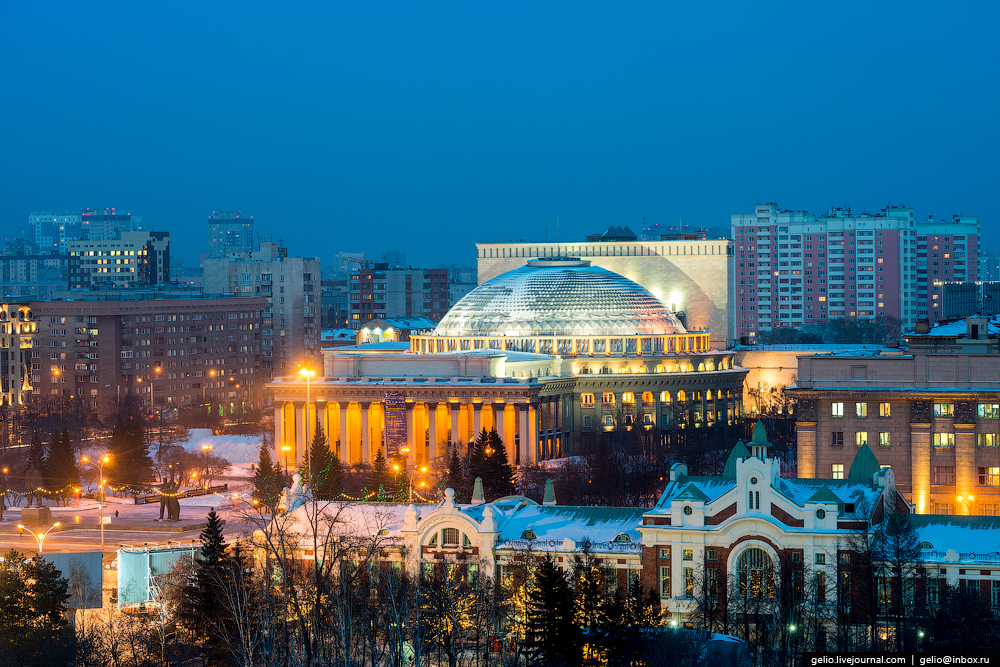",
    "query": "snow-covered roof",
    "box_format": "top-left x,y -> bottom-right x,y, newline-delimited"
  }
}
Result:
359,317 -> 438,330
321,328 -> 356,342
498,505 -> 645,551
909,515 -> 1000,563
908,316 -> 1000,339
